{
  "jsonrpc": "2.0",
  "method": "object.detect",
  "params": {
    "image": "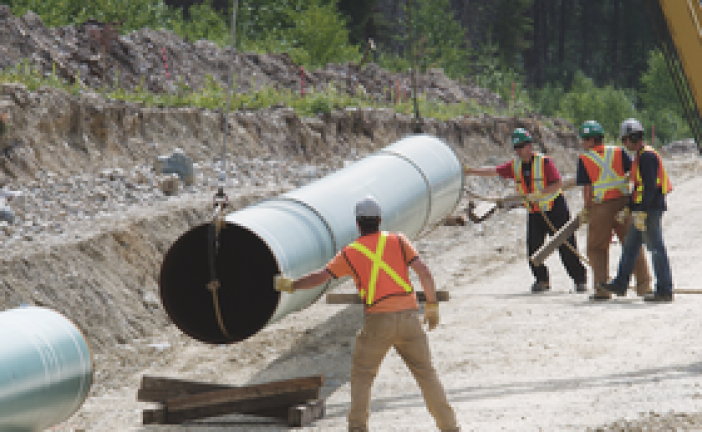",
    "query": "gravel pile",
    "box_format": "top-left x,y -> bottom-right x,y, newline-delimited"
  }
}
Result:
0,156 -> 342,252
